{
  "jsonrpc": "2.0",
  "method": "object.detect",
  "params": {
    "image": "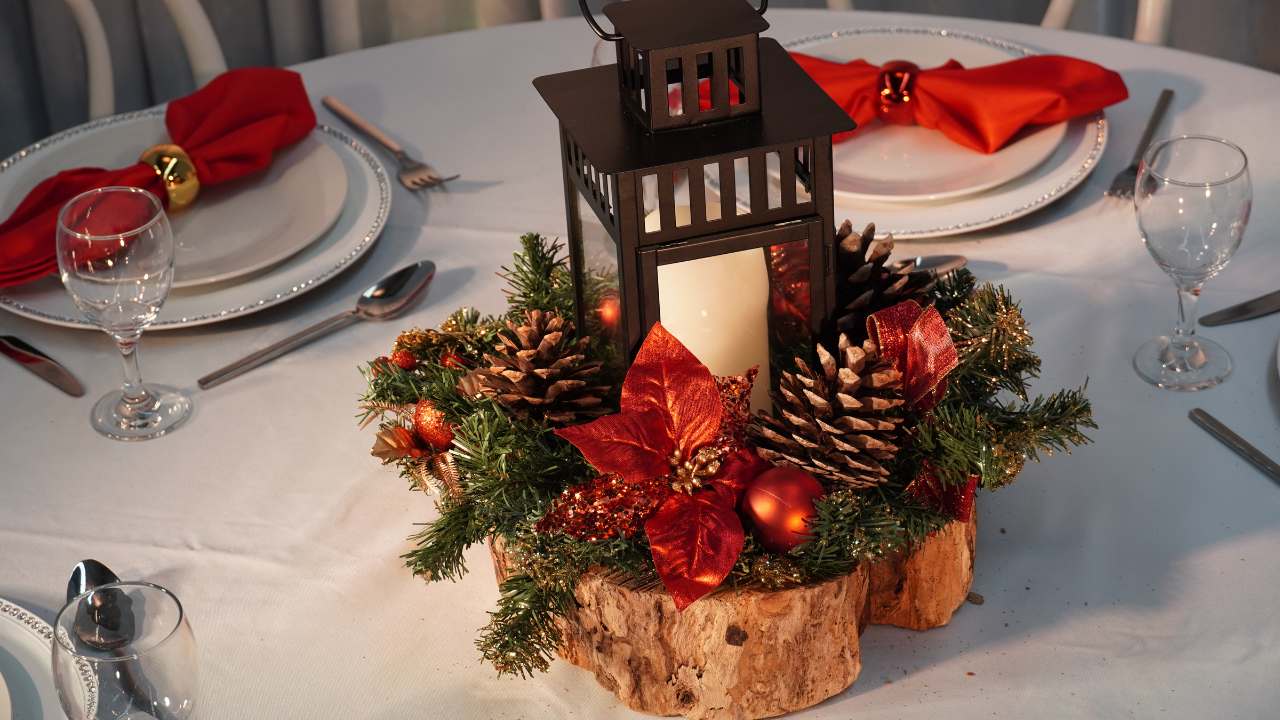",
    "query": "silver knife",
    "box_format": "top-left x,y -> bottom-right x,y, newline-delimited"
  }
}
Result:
0,335 -> 85,397
1189,408 -> 1280,485
1200,288 -> 1280,326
